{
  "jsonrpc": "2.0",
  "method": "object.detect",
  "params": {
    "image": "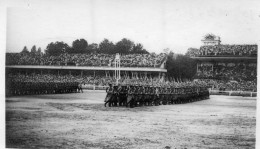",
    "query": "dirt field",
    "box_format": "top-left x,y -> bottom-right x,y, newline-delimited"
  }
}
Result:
6,91 -> 256,149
